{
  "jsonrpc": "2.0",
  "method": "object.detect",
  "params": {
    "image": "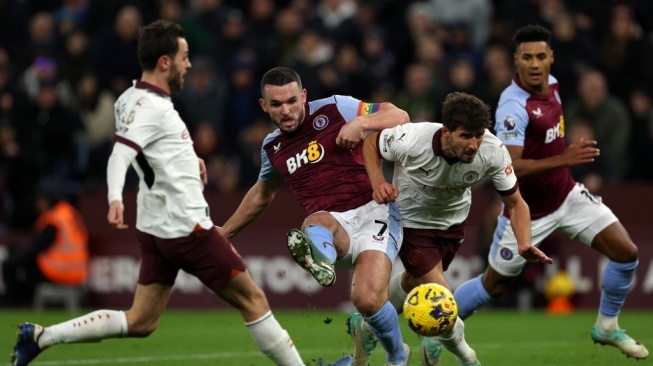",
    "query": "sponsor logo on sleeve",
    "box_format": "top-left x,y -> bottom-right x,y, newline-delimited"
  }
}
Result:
503,115 -> 516,131
382,134 -> 394,153
504,164 -> 513,176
